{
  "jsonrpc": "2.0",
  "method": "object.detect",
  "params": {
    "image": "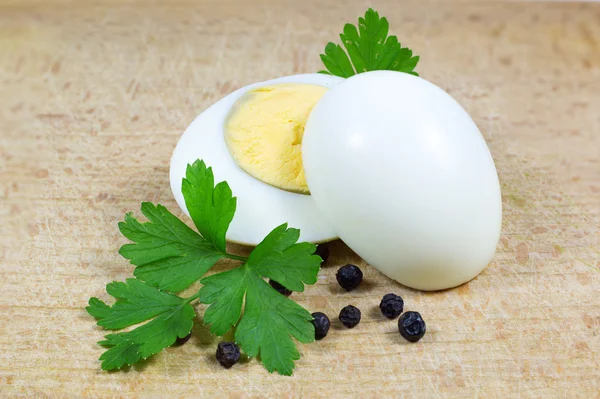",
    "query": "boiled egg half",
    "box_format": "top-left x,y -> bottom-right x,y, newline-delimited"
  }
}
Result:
170,74 -> 343,246
303,71 -> 502,290
170,71 -> 502,290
